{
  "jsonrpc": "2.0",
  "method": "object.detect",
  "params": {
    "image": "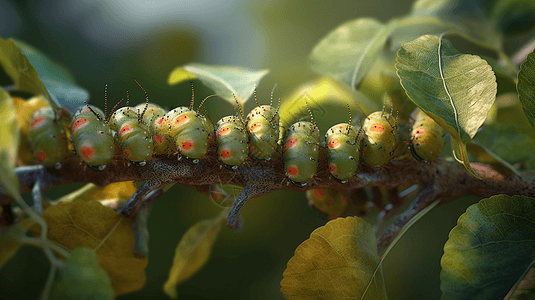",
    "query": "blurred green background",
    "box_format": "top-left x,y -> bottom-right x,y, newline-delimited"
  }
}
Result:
0,0 -> 532,299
